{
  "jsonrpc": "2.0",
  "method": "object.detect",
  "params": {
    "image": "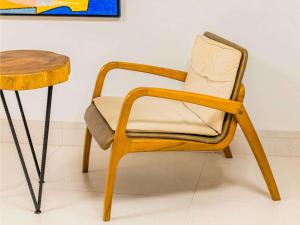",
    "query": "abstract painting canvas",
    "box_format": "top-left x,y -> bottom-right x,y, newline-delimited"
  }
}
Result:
0,0 -> 120,17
